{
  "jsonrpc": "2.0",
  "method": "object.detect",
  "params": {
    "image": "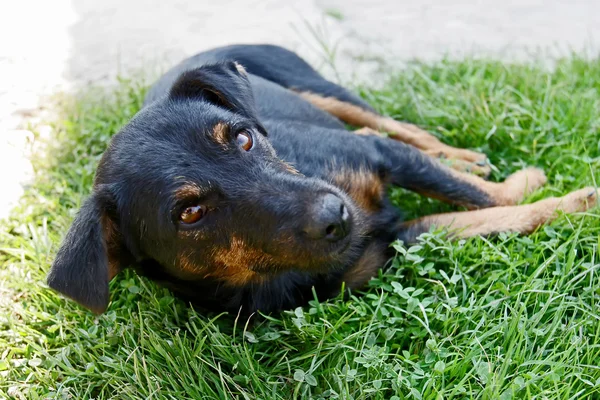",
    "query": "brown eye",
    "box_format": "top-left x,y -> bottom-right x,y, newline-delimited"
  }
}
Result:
179,205 -> 206,224
236,131 -> 253,151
